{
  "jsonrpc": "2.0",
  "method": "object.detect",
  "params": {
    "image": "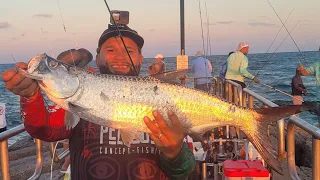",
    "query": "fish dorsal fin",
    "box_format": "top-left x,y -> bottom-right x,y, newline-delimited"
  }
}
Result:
64,111 -> 80,130
149,69 -> 190,84
119,129 -> 139,147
